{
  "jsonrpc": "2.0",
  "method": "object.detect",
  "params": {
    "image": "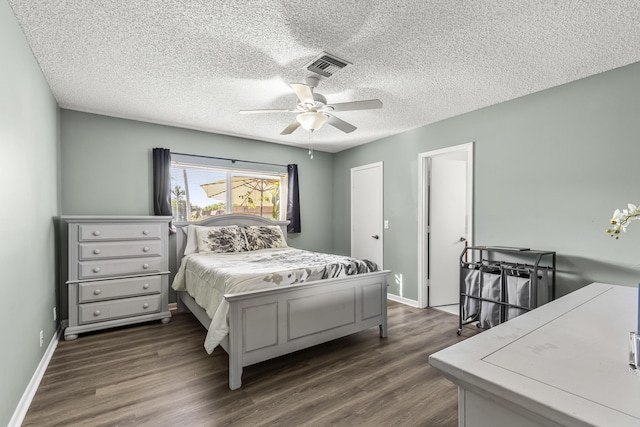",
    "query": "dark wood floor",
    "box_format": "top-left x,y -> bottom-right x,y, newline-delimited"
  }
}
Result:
23,302 -> 479,427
